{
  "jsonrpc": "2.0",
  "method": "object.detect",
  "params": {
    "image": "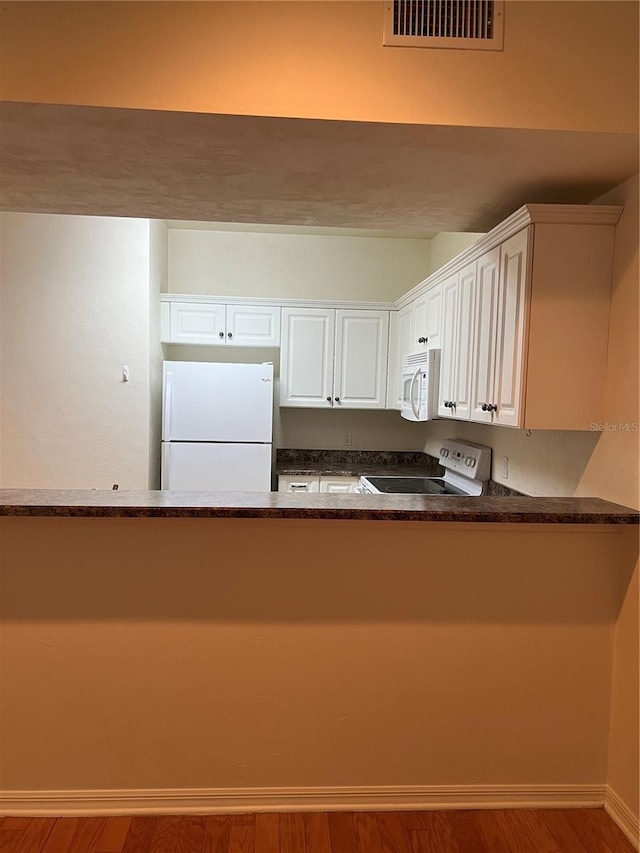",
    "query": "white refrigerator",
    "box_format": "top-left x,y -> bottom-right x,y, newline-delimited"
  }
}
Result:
161,361 -> 274,491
